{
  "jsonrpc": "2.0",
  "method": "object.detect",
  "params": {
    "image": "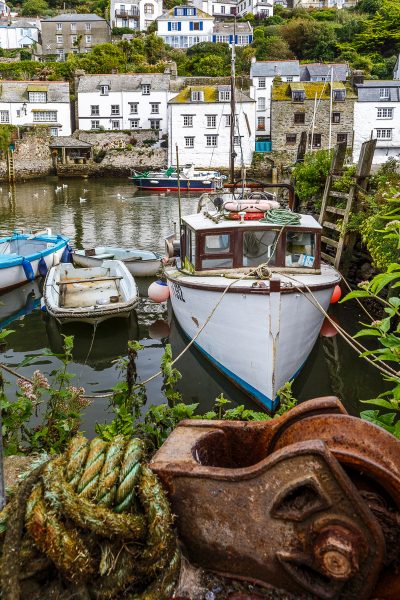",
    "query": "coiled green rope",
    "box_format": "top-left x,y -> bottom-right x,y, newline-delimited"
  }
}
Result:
261,208 -> 301,226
